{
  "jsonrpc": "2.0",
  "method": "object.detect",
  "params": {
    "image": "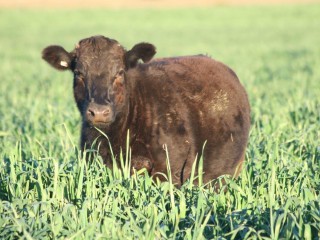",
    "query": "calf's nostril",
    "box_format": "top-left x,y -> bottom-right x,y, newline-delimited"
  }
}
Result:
103,108 -> 110,116
87,109 -> 95,117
